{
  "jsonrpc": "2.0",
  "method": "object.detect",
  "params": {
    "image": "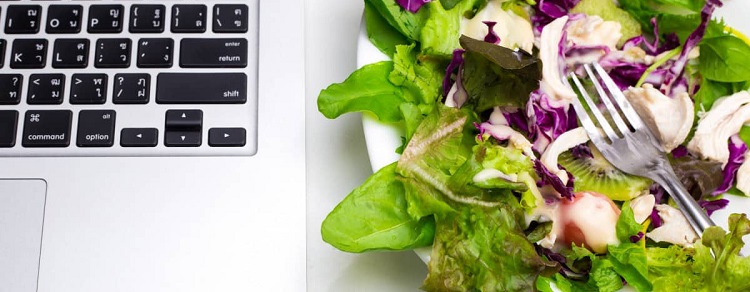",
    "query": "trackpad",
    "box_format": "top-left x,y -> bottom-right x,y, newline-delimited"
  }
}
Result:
0,180 -> 46,292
